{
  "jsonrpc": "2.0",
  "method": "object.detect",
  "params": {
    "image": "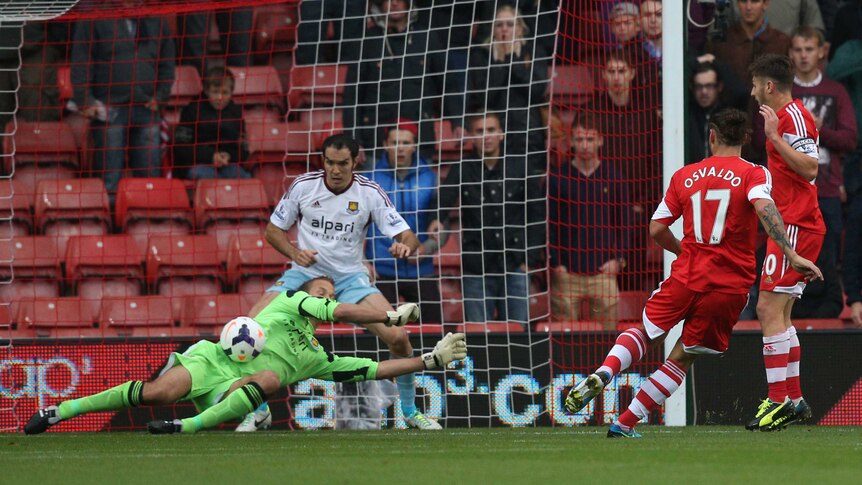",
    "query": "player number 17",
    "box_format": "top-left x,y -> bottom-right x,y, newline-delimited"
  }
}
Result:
690,189 -> 730,245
